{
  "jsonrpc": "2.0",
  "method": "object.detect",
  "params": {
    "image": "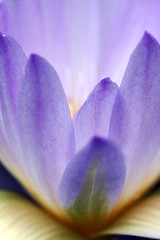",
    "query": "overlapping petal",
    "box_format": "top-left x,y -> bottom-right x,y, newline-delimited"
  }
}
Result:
0,2 -> 158,239
109,33 -> 160,203
0,0 -> 99,104
1,0 -> 160,105
18,54 -> 75,209
0,34 -> 76,217
0,34 -> 27,140
0,34 -> 30,188
0,191 -> 84,240
99,192 -> 160,239
0,33 -> 26,143
58,137 -> 126,231
73,78 -> 118,152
